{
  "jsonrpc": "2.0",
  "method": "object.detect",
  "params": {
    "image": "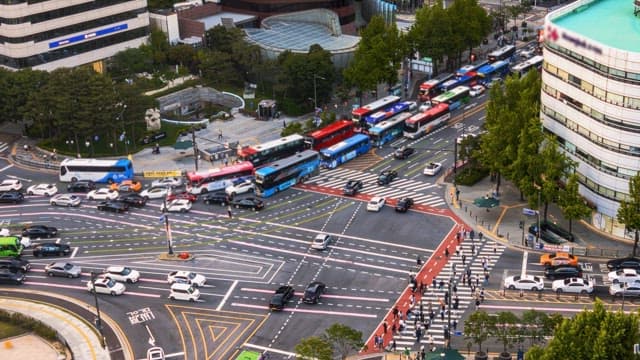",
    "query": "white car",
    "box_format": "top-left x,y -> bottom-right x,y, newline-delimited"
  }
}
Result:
103,266 -> 140,283
87,278 -> 126,296
312,233 -> 332,250
167,271 -> 206,287
50,194 -> 82,207
609,283 -> 640,297
0,228 -> 9,237
0,179 -> 22,192
405,101 -> 418,111
423,162 -> 443,176
151,177 -> 183,188
225,180 -> 255,197
160,199 -> 192,213
552,277 -> 594,294
418,102 -> 432,112
140,187 -> 170,200
456,133 -> 477,144
504,274 -> 544,291
27,183 -> 58,196
608,268 -> 640,284
169,283 -> 200,302
469,84 -> 486,97
366,196 -> 386,212
87,188 -> 119,200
